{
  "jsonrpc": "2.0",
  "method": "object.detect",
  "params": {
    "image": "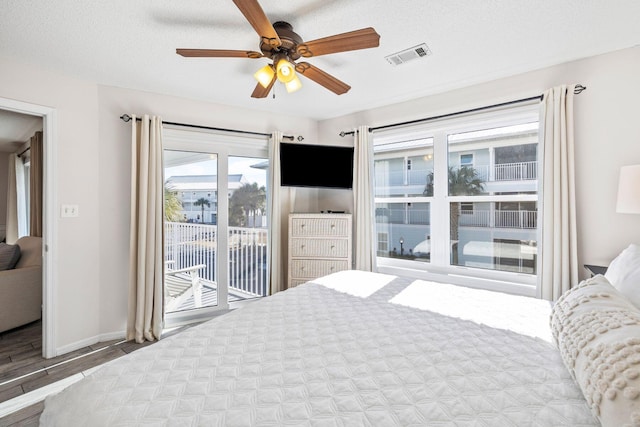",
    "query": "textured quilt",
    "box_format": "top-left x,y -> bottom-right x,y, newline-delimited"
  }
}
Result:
40,271 -> 598,426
